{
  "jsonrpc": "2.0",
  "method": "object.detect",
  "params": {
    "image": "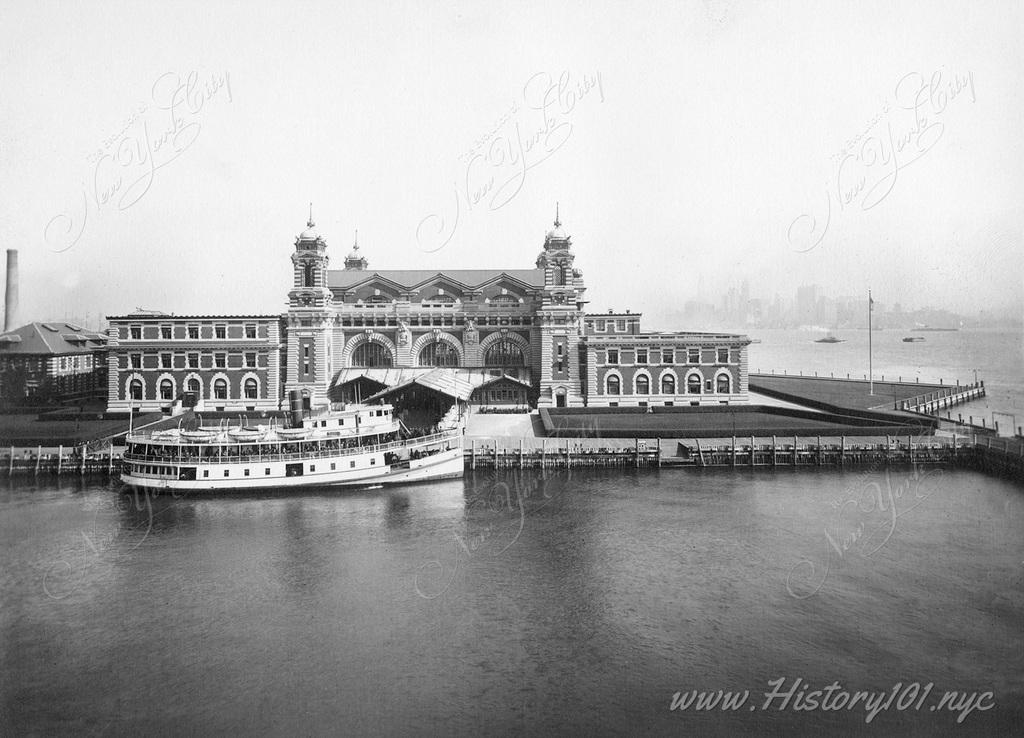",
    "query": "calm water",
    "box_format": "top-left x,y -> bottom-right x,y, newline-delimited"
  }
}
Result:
748,327 -> 1024,424
2,468 -> 1022,736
